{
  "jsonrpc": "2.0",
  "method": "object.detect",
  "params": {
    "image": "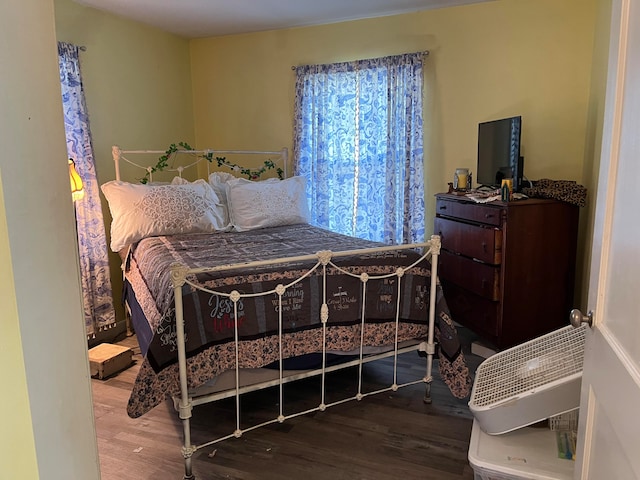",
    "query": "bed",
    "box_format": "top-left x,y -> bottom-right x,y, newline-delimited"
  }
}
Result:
104,145 -> 472,479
